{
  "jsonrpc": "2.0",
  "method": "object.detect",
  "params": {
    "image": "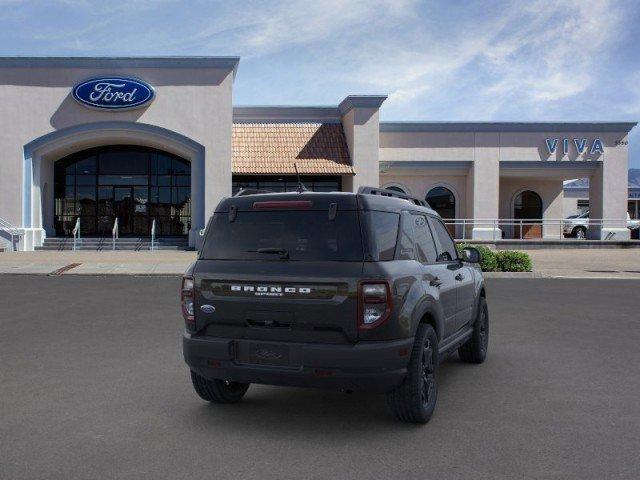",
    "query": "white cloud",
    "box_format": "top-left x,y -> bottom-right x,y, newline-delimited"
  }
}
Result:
189,0 -> 420,58
337,0 -> 624,118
